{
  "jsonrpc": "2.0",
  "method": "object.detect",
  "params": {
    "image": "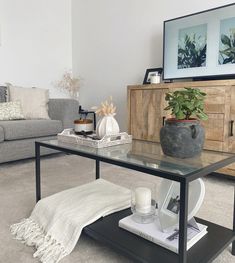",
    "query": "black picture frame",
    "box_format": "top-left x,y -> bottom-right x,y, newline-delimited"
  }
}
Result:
143,68 -> 163,84
163,3 -> 235,81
